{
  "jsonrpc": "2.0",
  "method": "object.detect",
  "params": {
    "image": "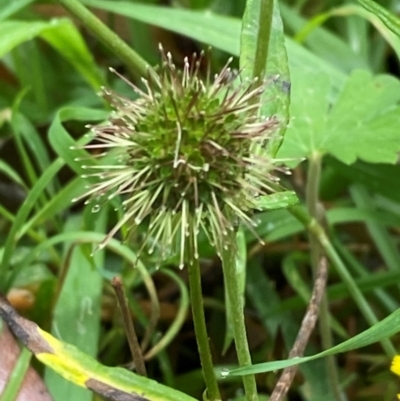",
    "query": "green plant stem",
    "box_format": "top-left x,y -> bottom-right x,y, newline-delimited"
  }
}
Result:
0,345 -> 32,401
288,205 -> 396,357
251,0 -> 274,80
144,269 -> 189,360
187,237 -> 221,401
56,0 -> 150,79
222,231 -> 258,401
306,153 -> 342,401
